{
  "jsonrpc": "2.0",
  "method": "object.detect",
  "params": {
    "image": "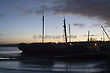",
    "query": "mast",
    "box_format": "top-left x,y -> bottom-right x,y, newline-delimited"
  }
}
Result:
88,30 -> 90,42
63,18 -> 67,43
69,24 -> 71,42
42,14 -> 44,43
103,30 -> 105,41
